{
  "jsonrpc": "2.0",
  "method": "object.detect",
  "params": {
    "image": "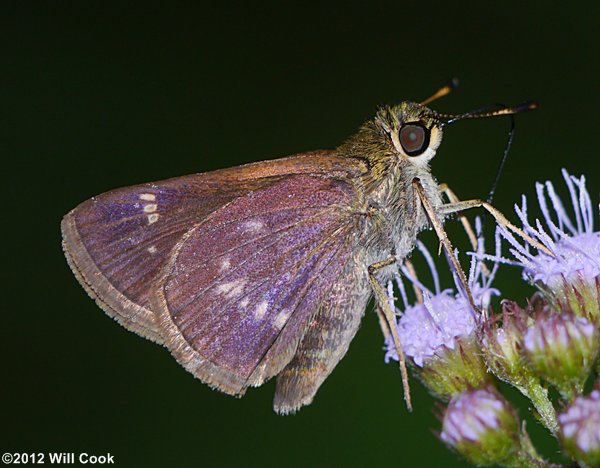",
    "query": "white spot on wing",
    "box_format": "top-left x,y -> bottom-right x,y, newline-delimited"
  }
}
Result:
216,279 -> 246,299
273,309 -> 292,330
239,298 -> 249,309
147,213 -> 159,224
143,203 -> 158,213
253,300 -> 269,320
219,257 -> 231,272
139,193 -> 156,201
147,245 -> 158,254
243,220 -> 265,233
